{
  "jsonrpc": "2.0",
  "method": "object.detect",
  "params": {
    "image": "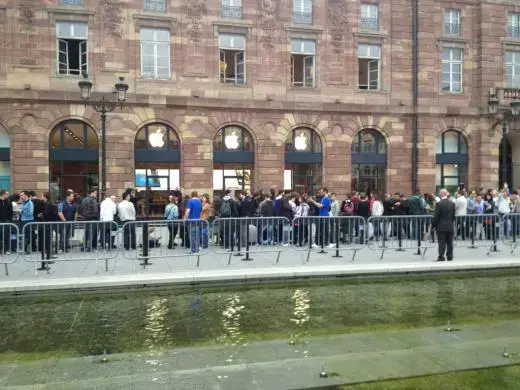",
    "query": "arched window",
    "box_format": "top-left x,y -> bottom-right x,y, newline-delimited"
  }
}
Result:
49,120 -> 99,201
284,127 -> 322,193
213,126 -> 254,206
436,130 -> 468,193
351,129 -> 387,193
0,126 -> 10,191
134,123 -> 181,217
